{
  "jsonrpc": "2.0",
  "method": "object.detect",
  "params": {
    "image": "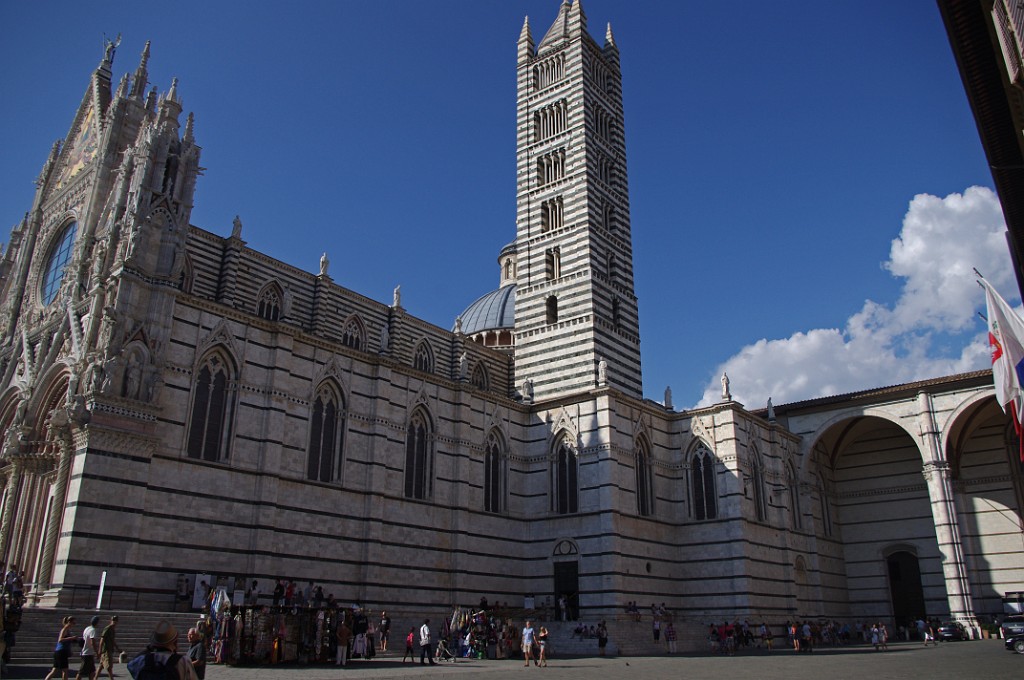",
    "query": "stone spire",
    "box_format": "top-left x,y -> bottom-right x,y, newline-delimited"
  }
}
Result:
518,15 -> 534,63
130,41 -> 151,99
